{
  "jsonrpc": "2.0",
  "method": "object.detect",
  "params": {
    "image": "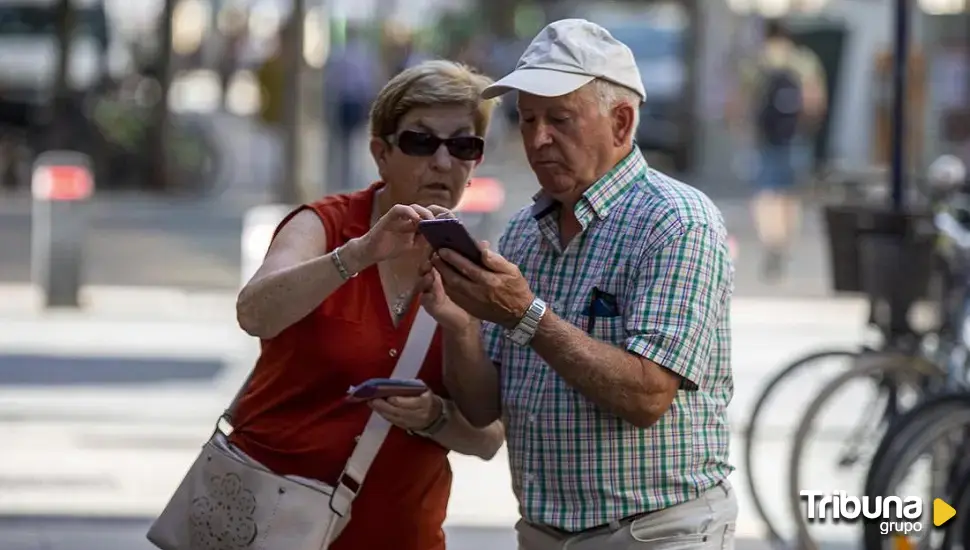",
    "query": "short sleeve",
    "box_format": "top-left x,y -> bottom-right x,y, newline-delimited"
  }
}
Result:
481,320 -> 504,366
624,223 -> 731,391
